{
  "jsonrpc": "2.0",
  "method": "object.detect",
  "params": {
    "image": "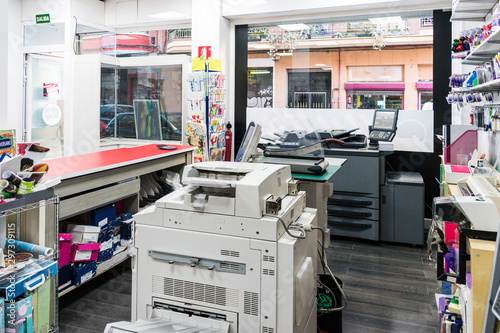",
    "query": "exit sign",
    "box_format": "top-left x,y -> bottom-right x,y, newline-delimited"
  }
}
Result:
36,14 -> 50,24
